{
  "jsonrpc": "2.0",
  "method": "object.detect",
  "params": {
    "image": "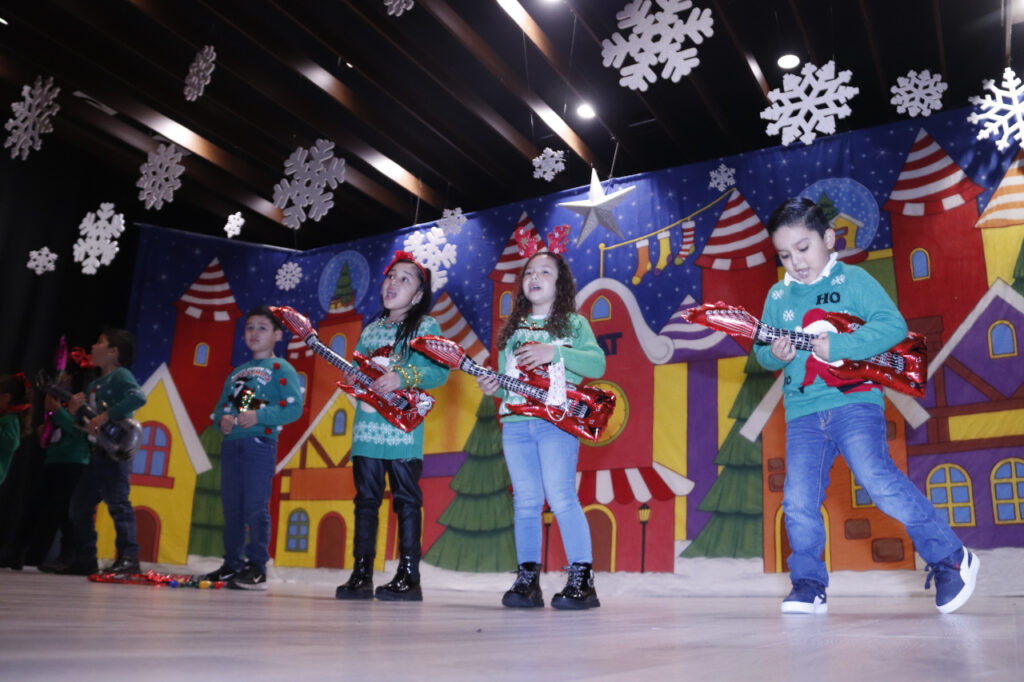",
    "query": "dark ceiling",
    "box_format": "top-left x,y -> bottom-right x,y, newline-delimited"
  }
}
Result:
0,0 -> 1016,250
